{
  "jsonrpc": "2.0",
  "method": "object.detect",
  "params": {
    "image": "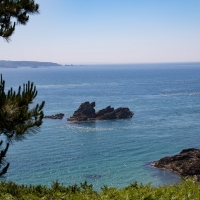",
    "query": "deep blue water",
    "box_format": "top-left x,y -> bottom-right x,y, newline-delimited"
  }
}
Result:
1,63 -> 200,190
